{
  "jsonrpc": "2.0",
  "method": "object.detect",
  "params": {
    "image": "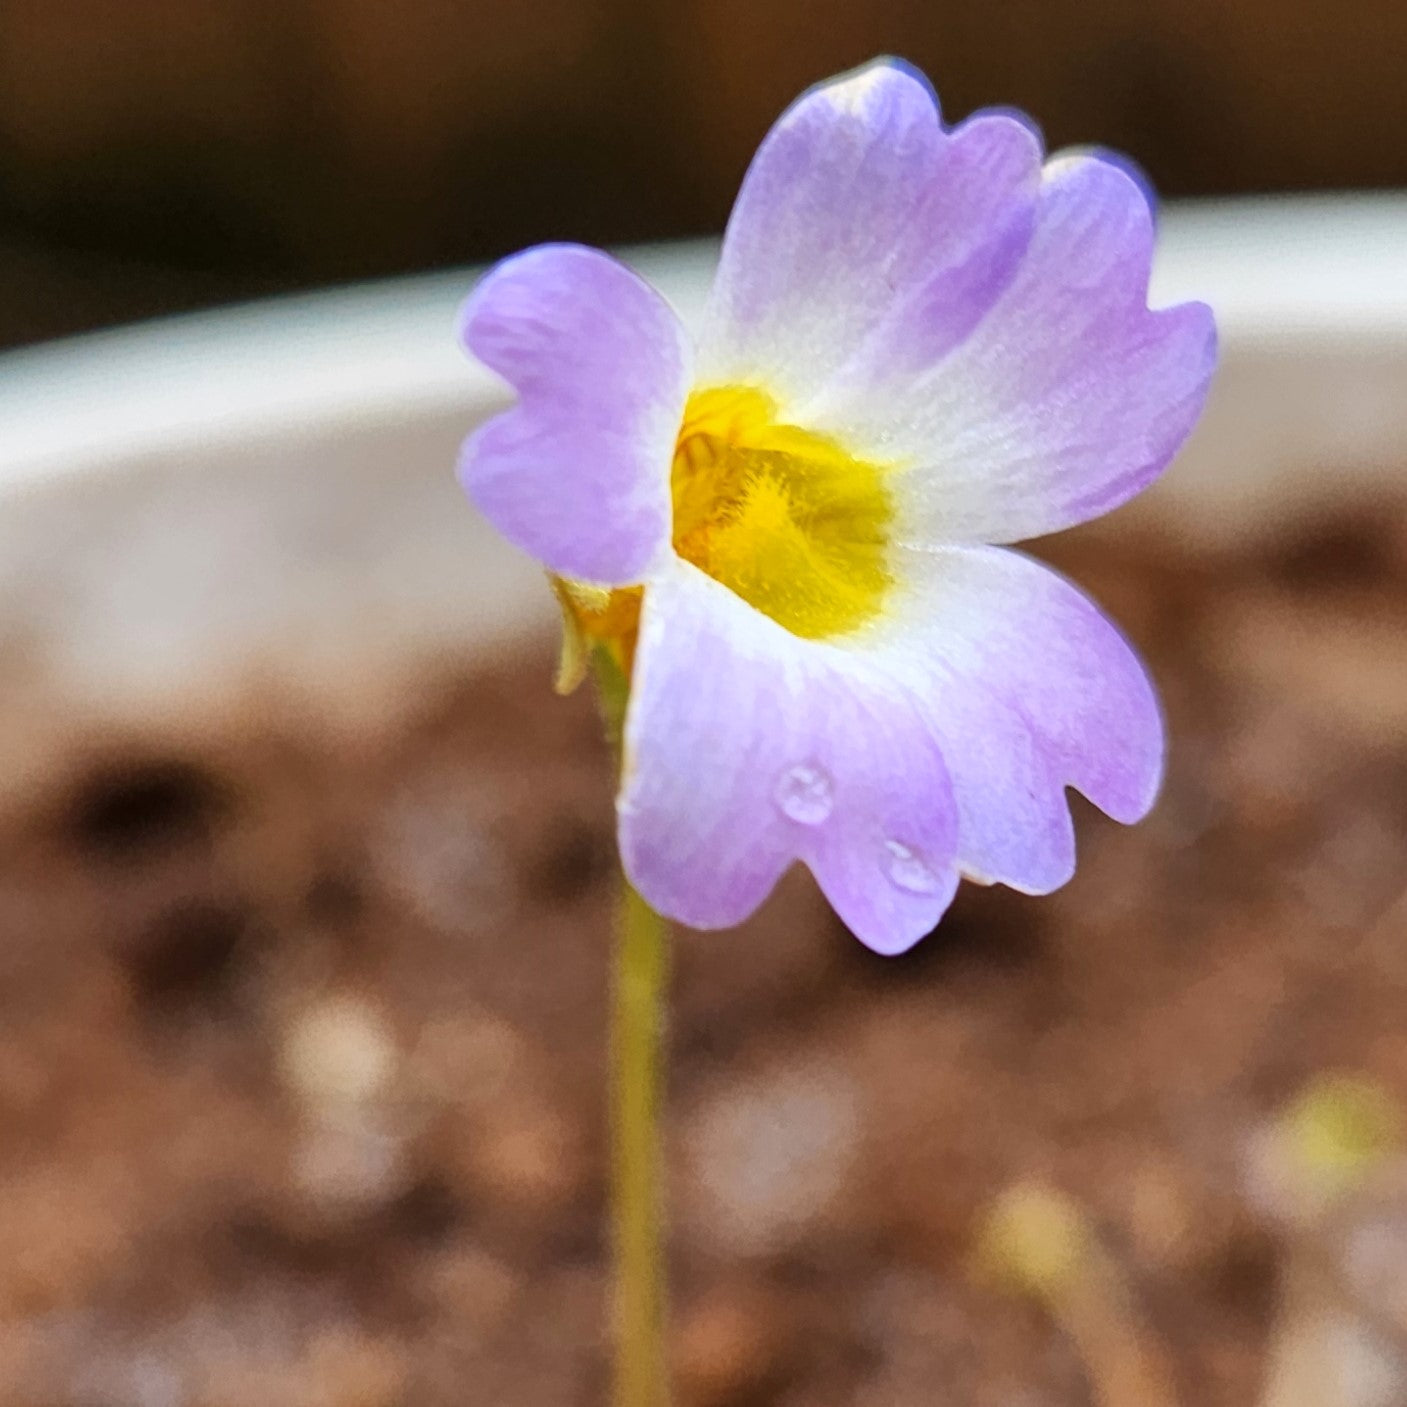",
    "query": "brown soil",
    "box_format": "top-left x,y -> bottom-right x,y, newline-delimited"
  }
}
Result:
4,508 -> 1407,1405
